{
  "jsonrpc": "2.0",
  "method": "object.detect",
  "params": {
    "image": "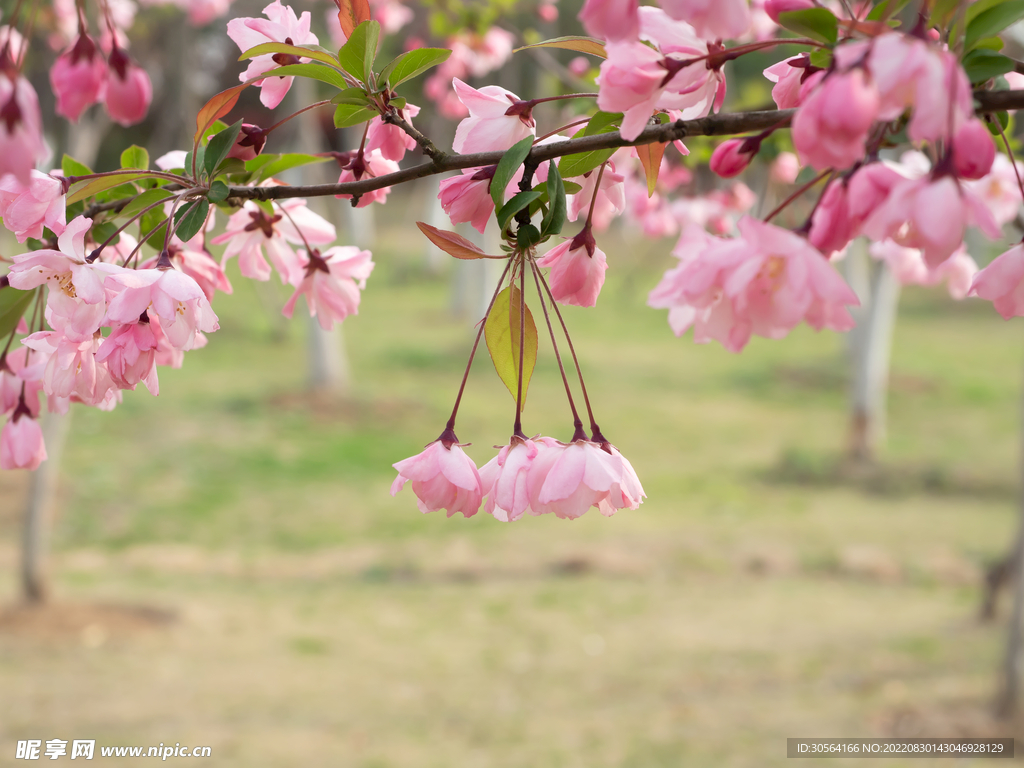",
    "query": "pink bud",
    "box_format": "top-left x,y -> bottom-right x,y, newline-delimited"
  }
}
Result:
227,123 -> 267,161
765,0 -> 815,23
104,46 -> 152,127
568,56 -> 590,77
710,139 -> 752,178
952,118 -> 996,180
538,2 -> 558,21
50,33 -> 107,122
